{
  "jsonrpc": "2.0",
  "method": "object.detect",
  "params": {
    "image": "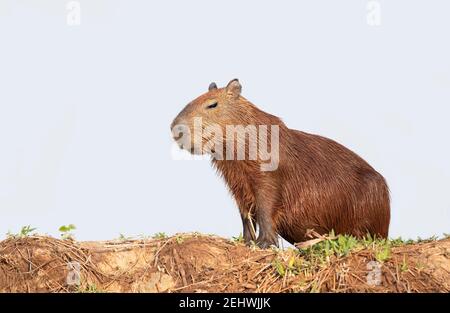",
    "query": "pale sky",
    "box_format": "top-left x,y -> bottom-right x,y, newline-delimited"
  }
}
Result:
0,0 -> 449,241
